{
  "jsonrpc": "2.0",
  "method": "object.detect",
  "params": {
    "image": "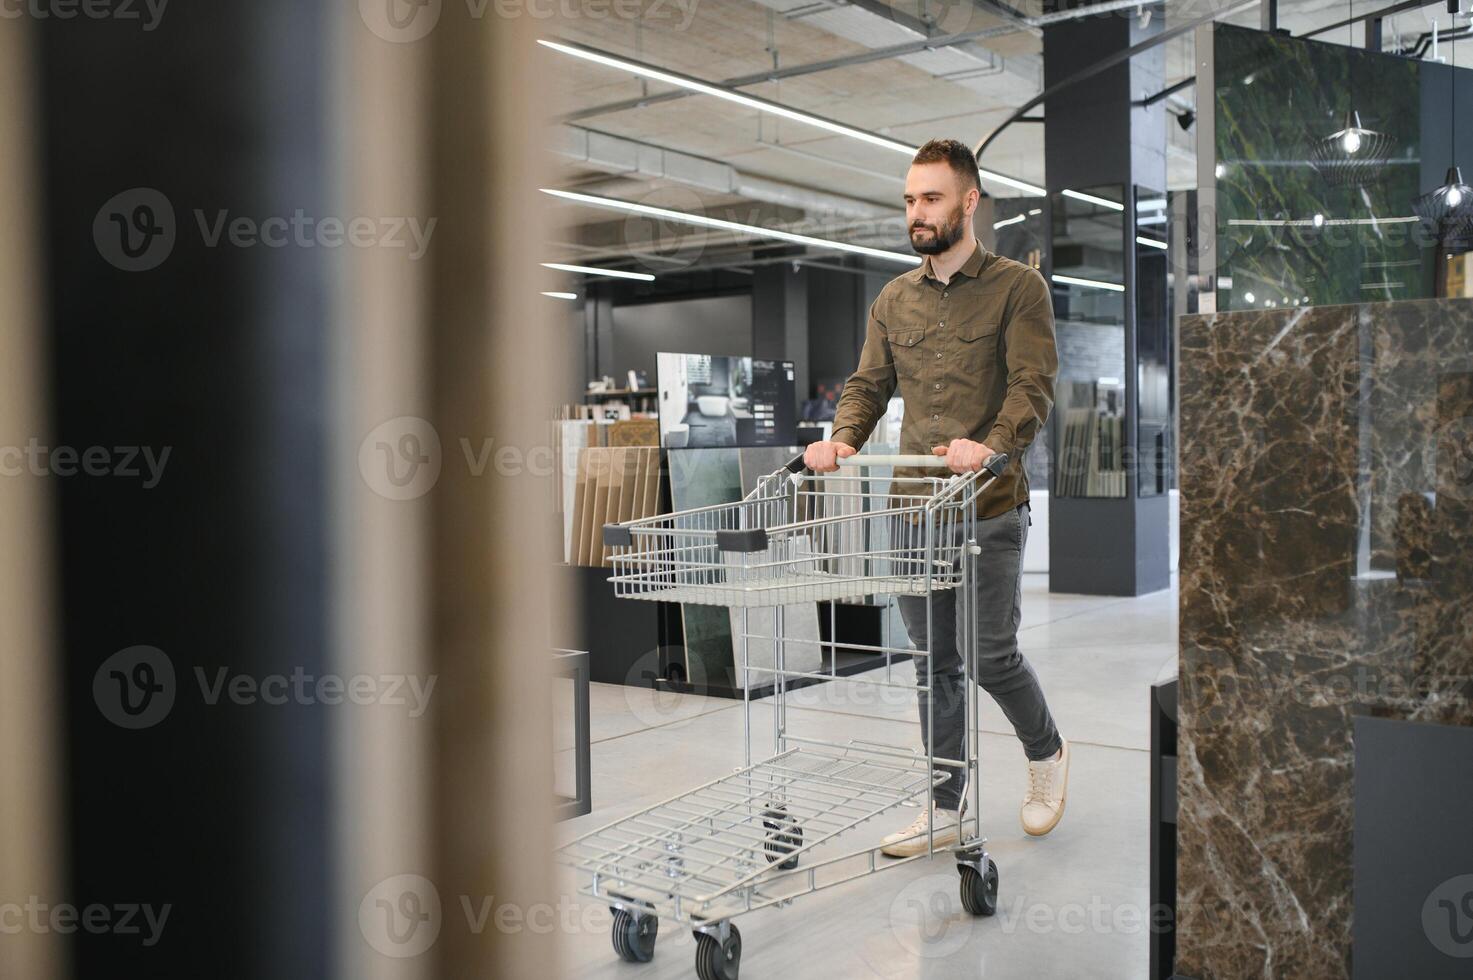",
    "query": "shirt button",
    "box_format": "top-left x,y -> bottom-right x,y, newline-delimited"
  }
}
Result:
934,352 -> 942,359
939,320 -> 945,328
942,291 -> 948,299
932,414 -> 940,421
934,382 -> 942,390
